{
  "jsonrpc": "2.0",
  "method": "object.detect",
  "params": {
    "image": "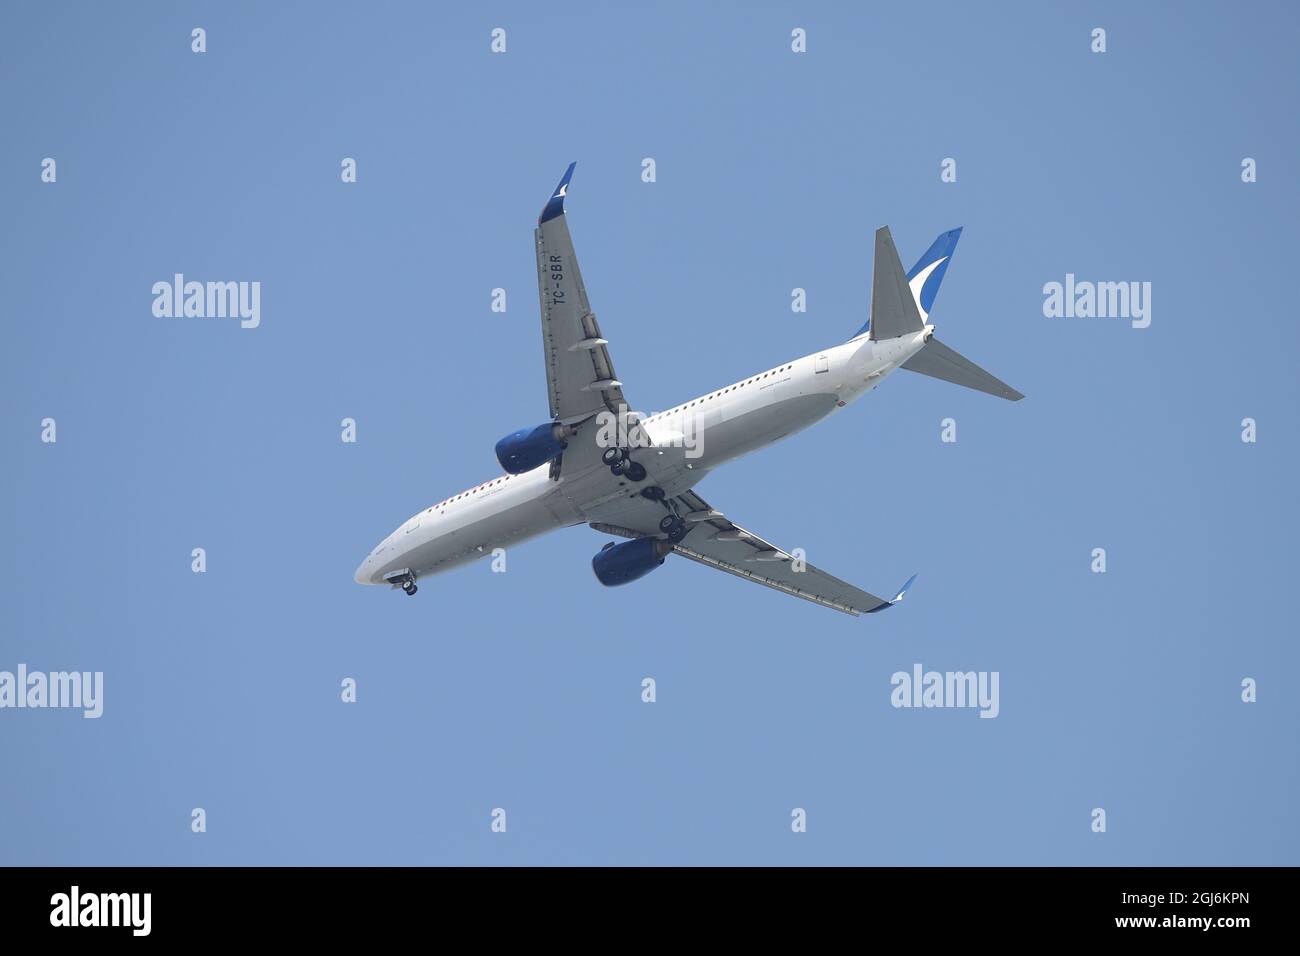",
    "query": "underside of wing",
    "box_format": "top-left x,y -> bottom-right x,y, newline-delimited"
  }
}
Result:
535,163 -> 628,423
590,489 -> 915,617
